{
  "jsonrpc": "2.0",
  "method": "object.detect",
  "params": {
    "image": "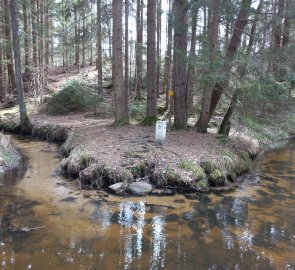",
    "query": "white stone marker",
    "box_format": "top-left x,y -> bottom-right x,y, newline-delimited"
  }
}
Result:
155,121 -> 167,145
